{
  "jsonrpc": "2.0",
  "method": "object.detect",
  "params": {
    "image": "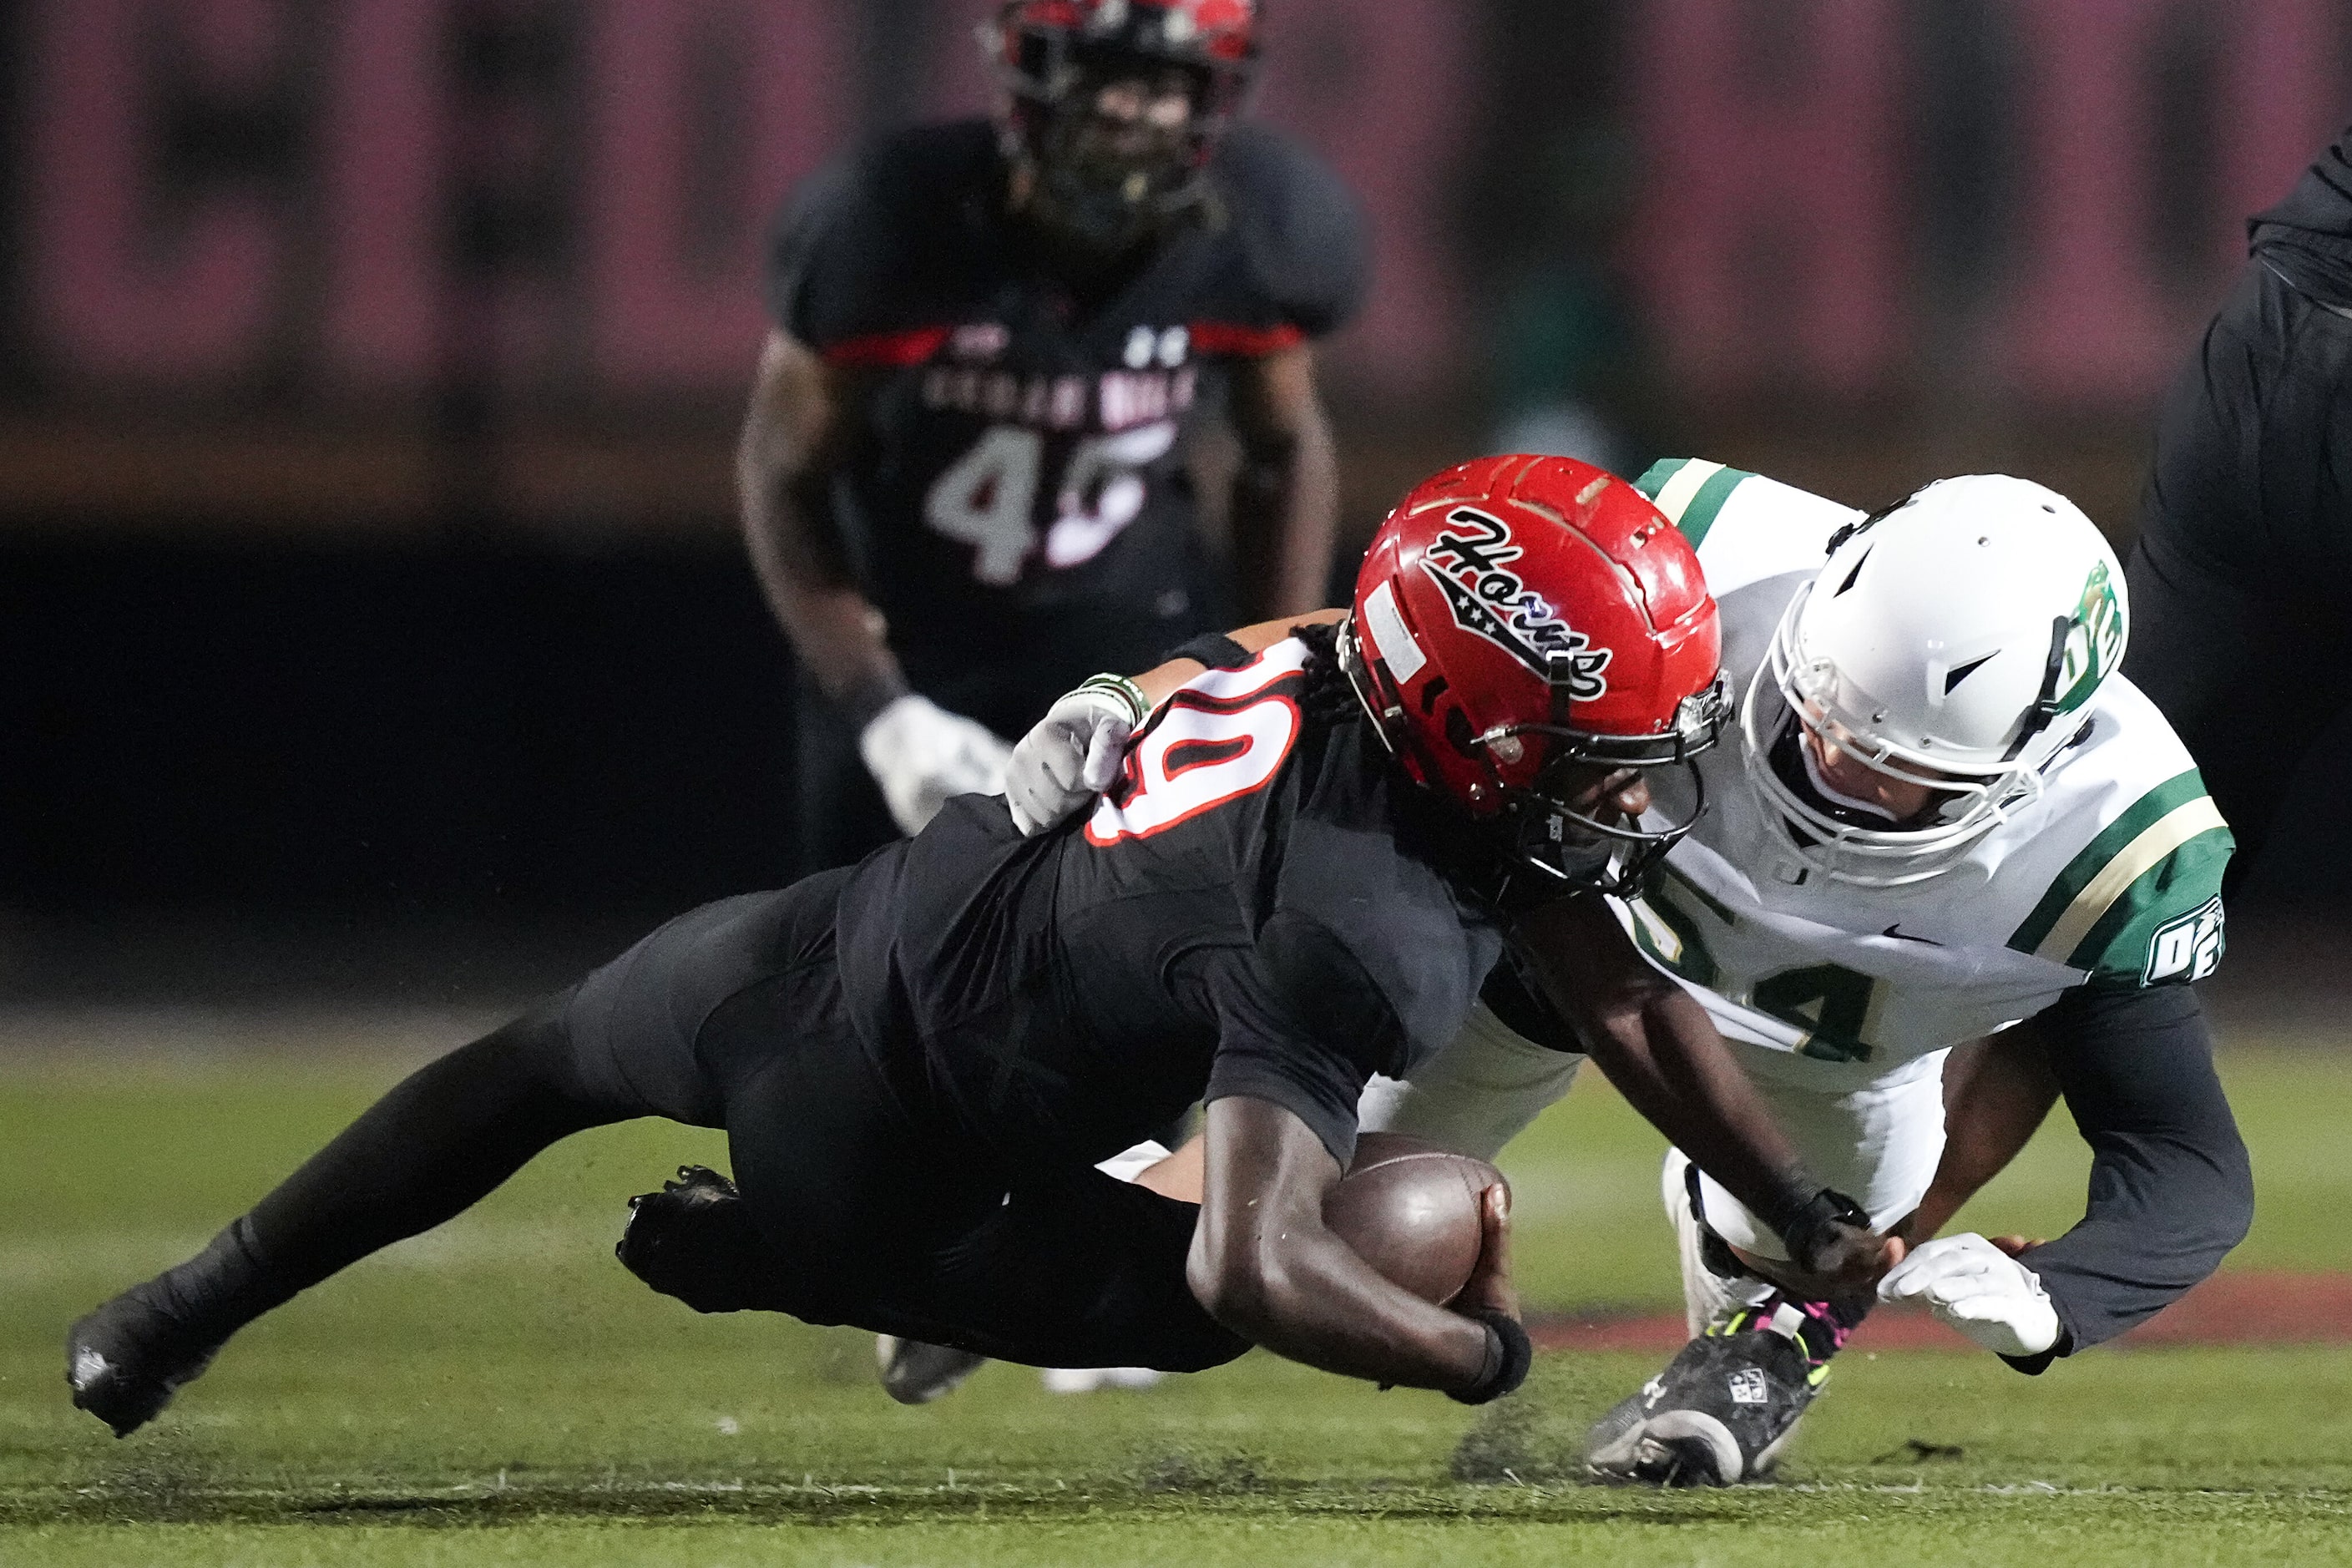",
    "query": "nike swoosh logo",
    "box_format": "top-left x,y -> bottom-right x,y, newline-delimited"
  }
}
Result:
1882,924 -> 1943,945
